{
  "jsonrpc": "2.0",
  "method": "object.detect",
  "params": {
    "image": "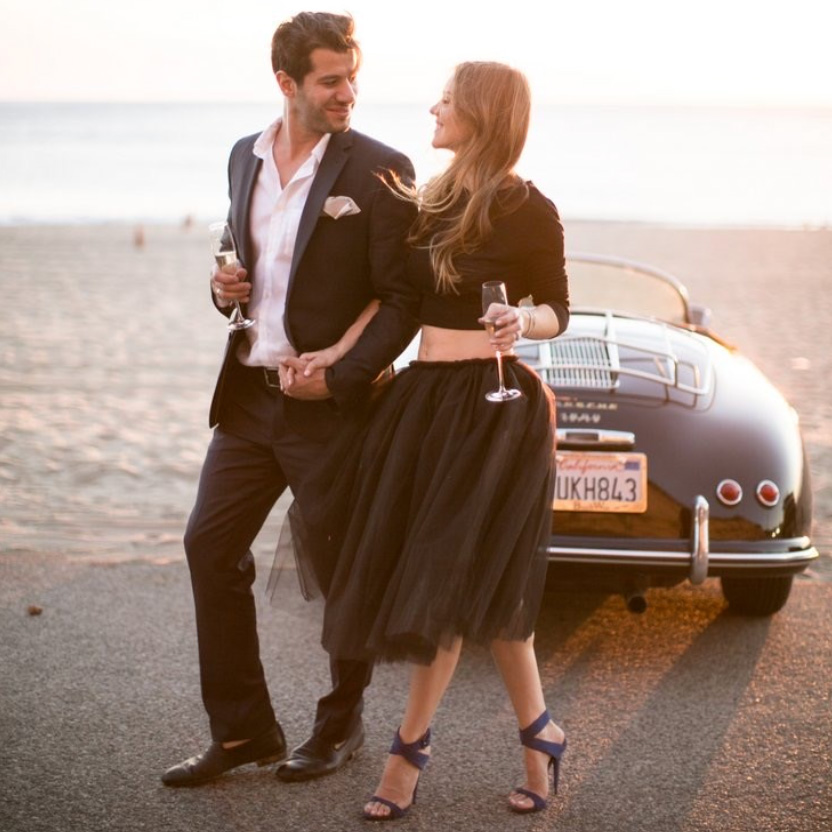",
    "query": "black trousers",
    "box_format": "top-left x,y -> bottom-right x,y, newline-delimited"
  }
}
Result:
183,362 -> 372,743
